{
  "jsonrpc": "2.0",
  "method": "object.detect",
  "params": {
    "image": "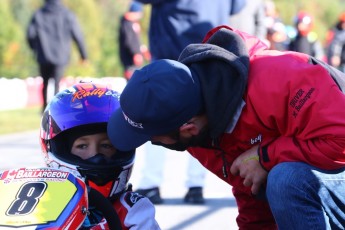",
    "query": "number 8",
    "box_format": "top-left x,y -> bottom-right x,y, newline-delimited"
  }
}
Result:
6,182 -> 47,216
